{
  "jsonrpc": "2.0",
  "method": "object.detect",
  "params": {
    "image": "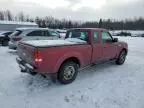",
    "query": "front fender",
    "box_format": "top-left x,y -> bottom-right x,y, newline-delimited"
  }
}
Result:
116,42 -> 128,58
